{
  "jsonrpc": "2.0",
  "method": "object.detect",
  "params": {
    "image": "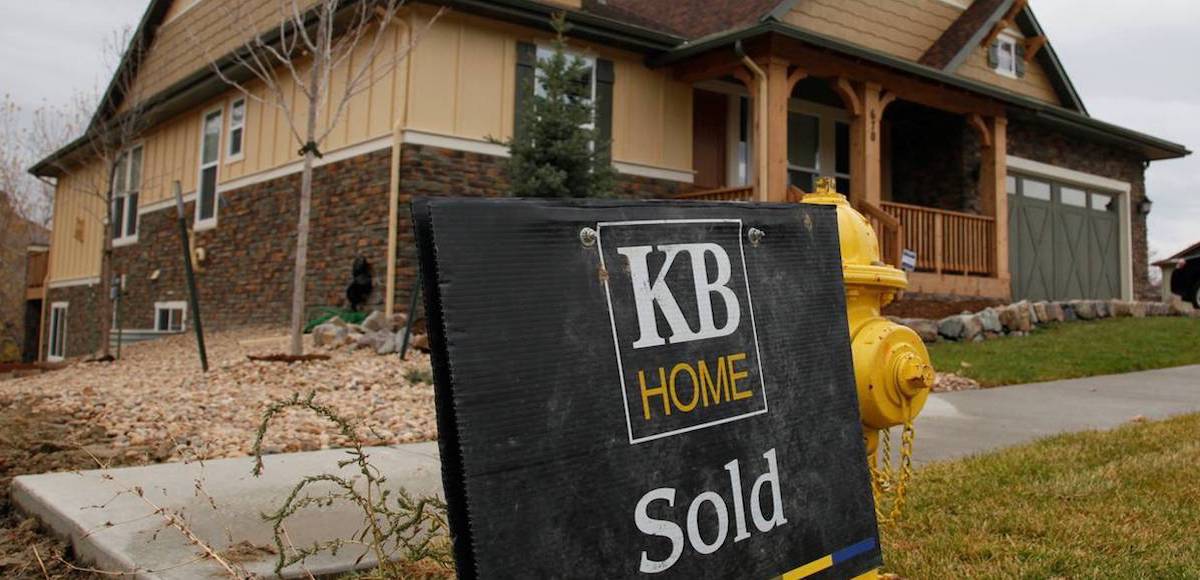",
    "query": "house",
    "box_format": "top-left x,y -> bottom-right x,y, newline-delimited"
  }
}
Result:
29,0 -> 1189,359
0,194 -> 49,363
